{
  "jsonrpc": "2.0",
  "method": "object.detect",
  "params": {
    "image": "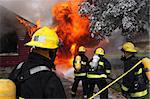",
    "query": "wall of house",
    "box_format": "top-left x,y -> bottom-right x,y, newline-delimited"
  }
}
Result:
0,40 -> 30,67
